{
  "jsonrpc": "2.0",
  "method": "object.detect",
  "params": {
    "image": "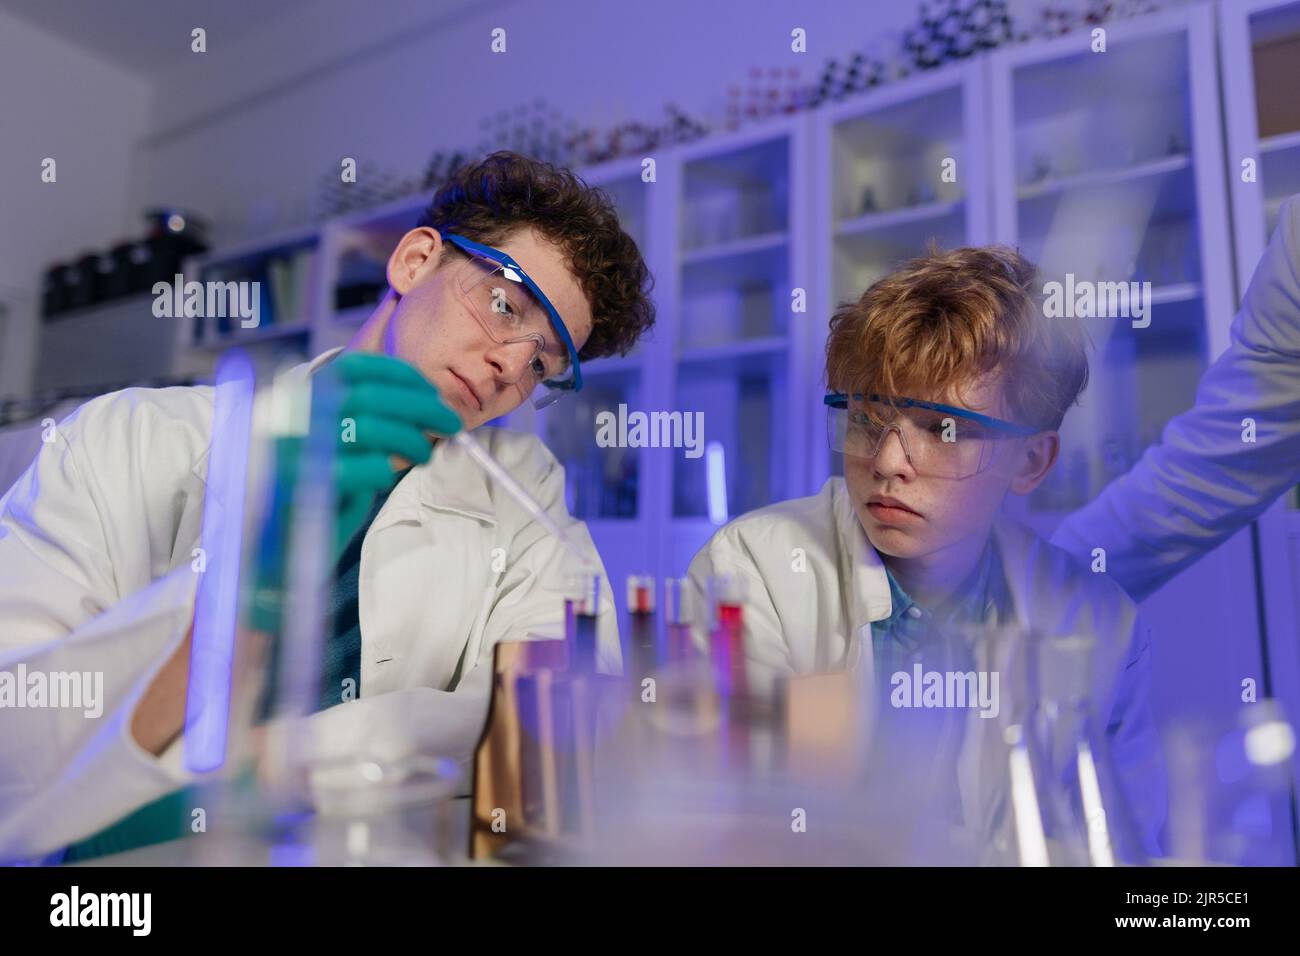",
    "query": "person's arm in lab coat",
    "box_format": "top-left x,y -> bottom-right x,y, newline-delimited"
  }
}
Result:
0,389 -> 208,862
1052,195 -> 1300,602
264,433 -> 620,782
